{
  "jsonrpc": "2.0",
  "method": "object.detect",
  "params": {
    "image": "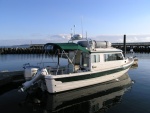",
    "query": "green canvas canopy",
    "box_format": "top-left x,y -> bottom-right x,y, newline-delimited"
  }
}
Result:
44,43 -> 89,53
